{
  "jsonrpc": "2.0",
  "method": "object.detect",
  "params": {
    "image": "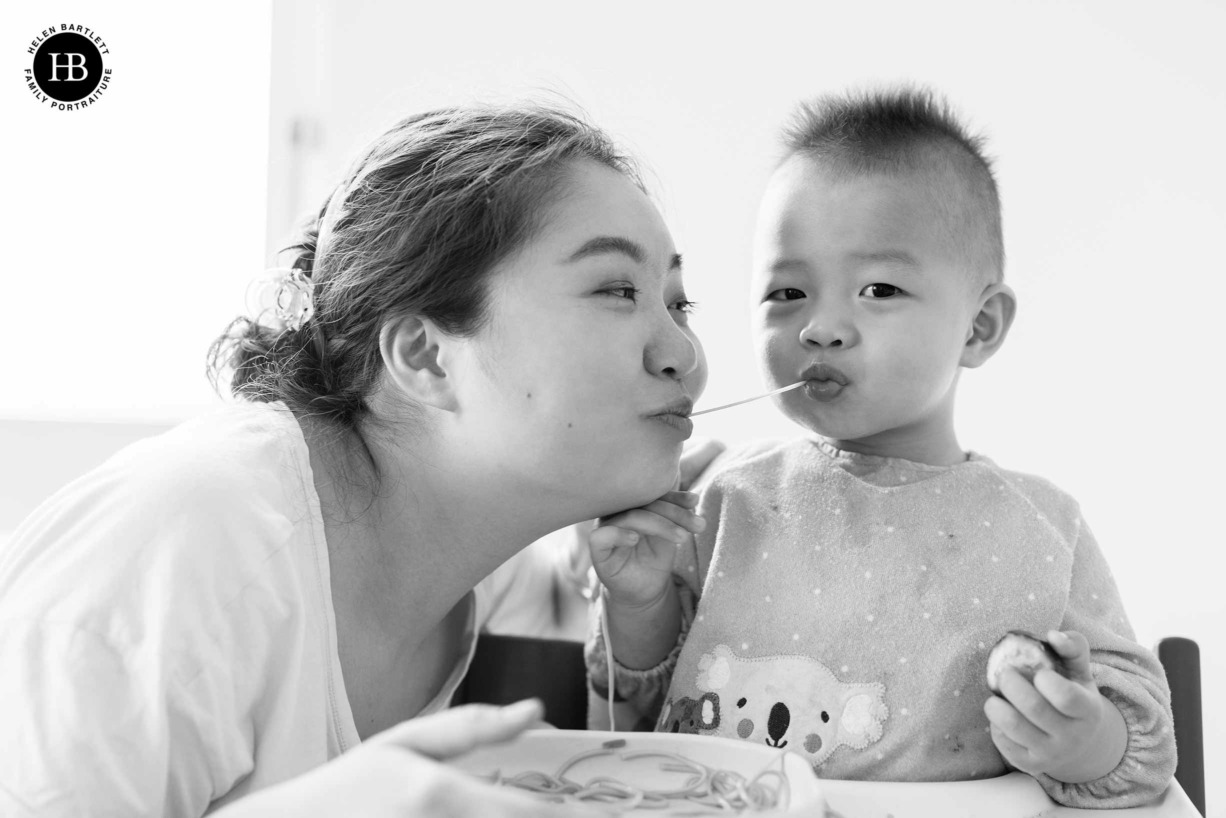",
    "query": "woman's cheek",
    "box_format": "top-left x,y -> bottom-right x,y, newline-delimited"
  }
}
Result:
686,329 -> 709,400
